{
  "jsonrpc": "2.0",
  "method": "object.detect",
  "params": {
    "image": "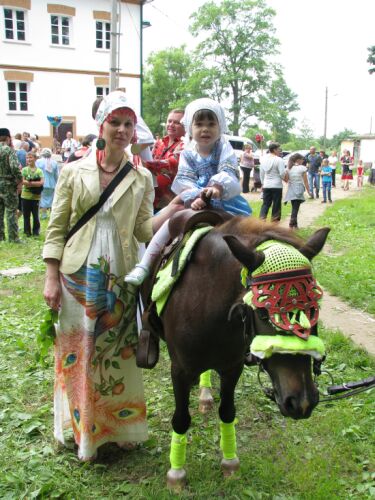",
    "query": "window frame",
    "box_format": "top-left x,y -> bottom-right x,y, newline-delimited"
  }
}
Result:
96,86 -> 110,99
95,19 -> 110,50
7,81 -> 29,113
2,7 -> 28,42
50,13 -> 72,47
